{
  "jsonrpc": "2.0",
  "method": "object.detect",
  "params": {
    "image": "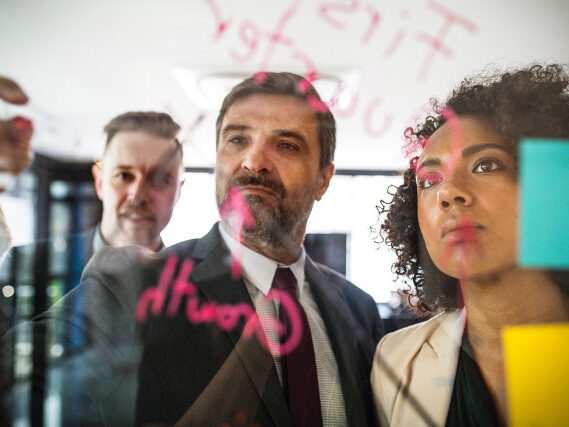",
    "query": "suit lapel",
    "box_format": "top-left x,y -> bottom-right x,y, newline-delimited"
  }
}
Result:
188,224 -> 291,426
395,310 -> 465,426
305,257 -> 368,426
